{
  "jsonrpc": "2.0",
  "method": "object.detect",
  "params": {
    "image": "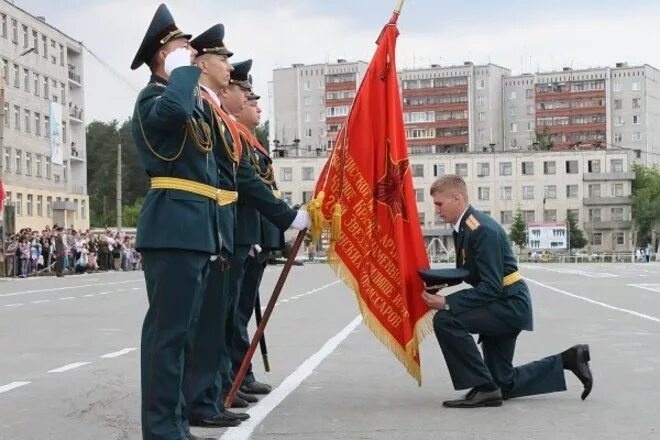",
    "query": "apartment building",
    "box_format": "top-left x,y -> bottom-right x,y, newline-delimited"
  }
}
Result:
269,59 -> 368,155
400,62 -> 511,154
272,149 -> 635,253
0,1 -> 88,231
504,64 -> 660,165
